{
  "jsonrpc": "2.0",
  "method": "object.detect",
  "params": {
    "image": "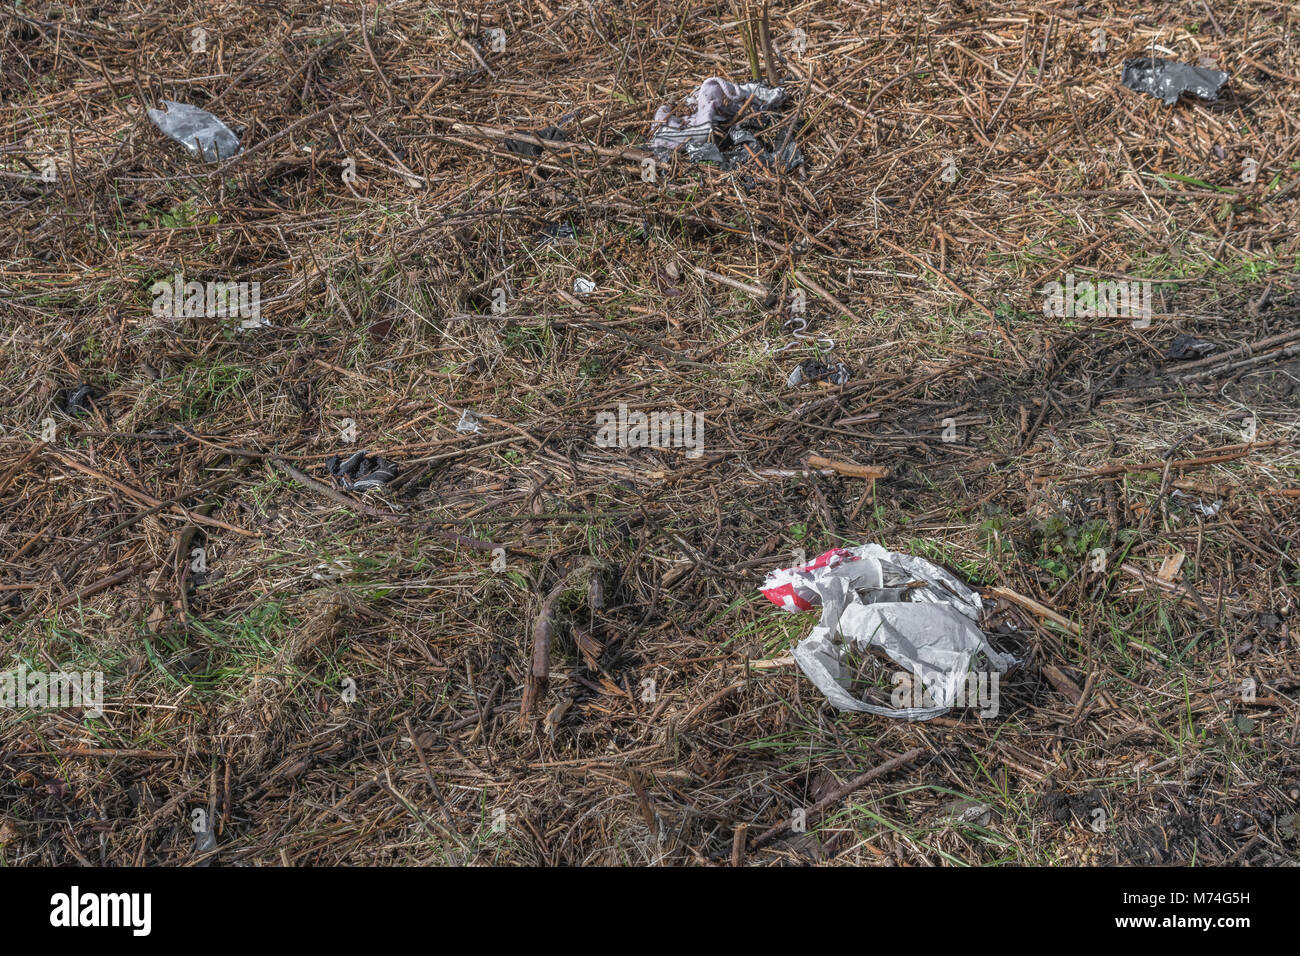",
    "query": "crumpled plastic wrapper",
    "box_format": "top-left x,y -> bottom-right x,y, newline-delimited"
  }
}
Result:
761,546 -> 1016,720
649,77 -> 802,171
538,221 -> 577,243
649,78 -> 784,149
504,122 -> 567,158
1121,58 -> 1229,106
326,450 -> 398,492
1171,489 -> 1223,518
787,358 -> 851,387
1165,333 -> 1219,360
64,383 -> 98,416
147,101 -> 241,161
456,409 -> 482,434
